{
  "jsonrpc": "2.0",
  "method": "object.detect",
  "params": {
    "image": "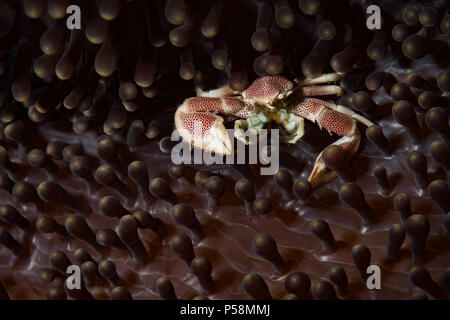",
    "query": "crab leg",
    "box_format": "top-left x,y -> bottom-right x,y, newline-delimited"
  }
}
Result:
175,96 -> 254,155
293,98 -> 364,187
301,85 -> 344,97
295,73 -> 342,86
195,85 -> 239,98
